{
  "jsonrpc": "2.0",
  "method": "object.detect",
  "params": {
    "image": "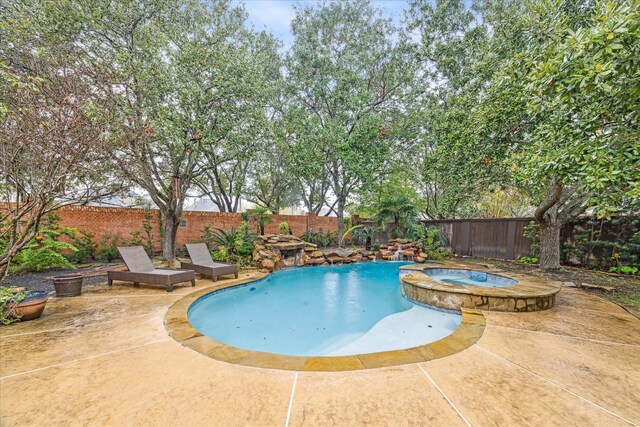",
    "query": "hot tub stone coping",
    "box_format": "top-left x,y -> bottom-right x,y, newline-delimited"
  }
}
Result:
164,272 -> 485,371
400,261 -> 561,312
